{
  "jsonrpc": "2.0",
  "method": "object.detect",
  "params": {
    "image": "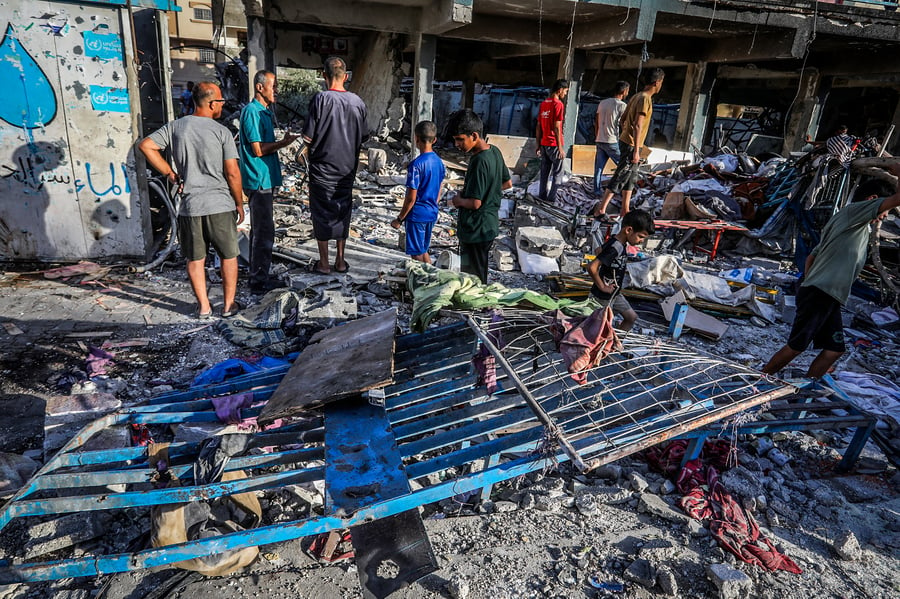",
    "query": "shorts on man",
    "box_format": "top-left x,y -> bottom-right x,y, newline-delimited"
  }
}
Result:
606,143 -> 643,194
787,285 -> 845,353
177,211 -> 240,262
